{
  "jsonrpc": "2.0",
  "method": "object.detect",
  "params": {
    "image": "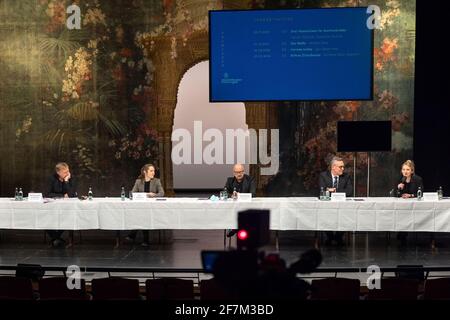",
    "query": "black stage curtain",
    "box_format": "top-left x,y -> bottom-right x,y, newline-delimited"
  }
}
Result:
414,1 -> 450,192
